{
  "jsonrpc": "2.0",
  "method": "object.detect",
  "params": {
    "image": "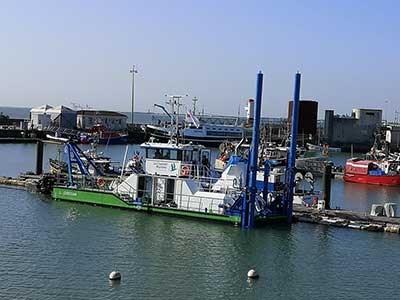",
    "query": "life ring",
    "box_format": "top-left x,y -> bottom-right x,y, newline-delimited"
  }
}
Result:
97,177 -> 106,188
181,165 -> 191,176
